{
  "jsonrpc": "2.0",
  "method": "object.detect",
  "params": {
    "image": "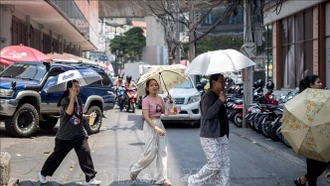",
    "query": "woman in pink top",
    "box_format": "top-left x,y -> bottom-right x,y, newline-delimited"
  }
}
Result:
130,78 -> 171,186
